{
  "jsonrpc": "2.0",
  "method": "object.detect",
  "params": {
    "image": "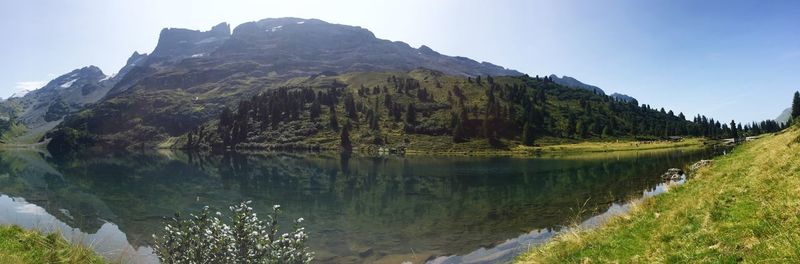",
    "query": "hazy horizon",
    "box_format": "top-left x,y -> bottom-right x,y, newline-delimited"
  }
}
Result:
1,0 -> 798,123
